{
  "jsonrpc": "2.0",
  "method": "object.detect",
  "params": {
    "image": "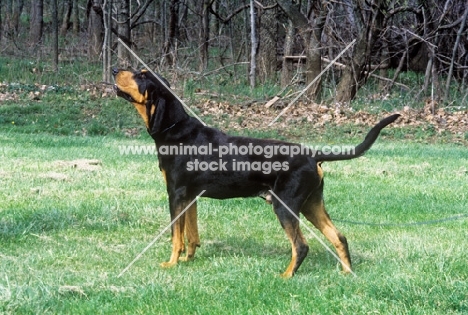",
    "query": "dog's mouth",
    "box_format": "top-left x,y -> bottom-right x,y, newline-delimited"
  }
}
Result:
113,68 -> 140,103
114,84 -> 137,103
